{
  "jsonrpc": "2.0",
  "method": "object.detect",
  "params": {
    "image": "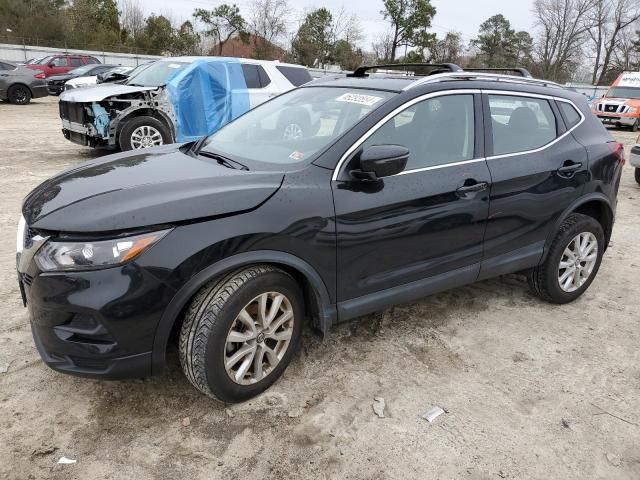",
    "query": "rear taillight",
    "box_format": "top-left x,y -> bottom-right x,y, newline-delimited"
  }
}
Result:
34,72 -> 45,79
608,142 -> 625,165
